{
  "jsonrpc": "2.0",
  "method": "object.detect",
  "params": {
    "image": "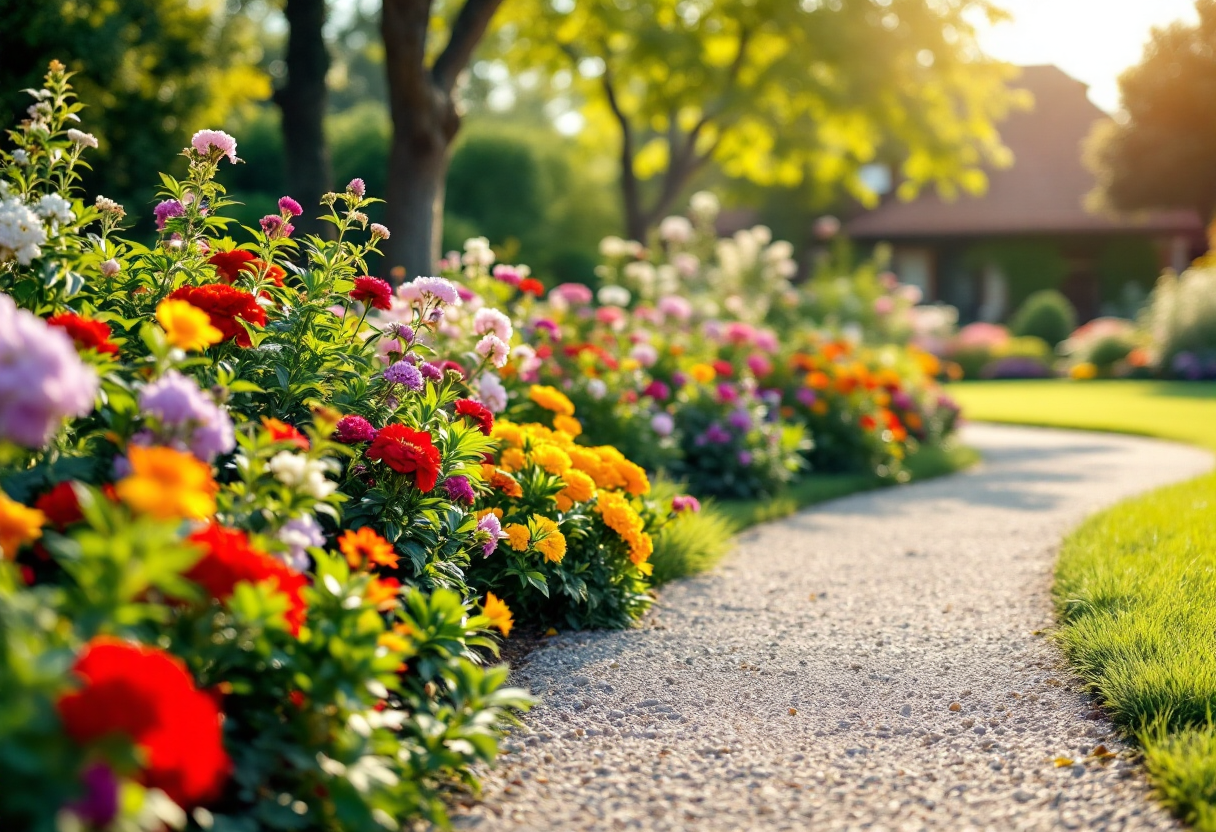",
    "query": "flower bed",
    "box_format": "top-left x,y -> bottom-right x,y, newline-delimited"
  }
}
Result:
0,65 -> 962,829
